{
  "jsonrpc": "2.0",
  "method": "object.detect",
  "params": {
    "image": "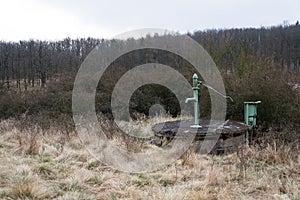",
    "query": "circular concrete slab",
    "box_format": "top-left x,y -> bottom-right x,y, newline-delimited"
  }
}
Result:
152,119 -> 251,141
